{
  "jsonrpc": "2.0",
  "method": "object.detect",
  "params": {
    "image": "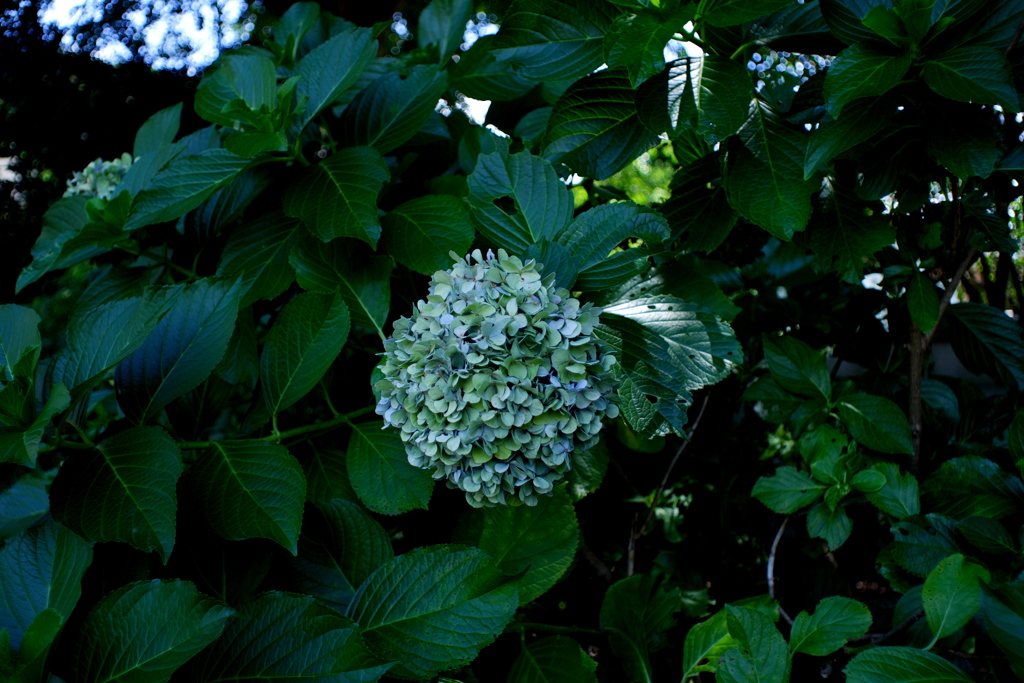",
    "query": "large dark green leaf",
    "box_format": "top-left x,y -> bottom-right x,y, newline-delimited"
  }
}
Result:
752,466 -> 826,513
347,545 -> 519,680
922,46 -> 1017,110
660,154 -> 738,252
217,213 -> 299,308
595,295 -> 740,438
347,423 -> 433,515
382,195 -> 474,275
195,51 -> 277,127
188,440 -> 306,554
979,586 -> 1024,678
891,514 -> 960,577
947,302 -> 1024,390
134,103 -> 182,158
189,166 -> 275,236
804,95 -> 895,178
341,65 -> 448,154
599,574 -> 683,683
763,334 -> 830,399
0,384 -> 69,467
542,68 -> 660,180
449,39 -> 536,102
466,150 -> 574,254
805,182 -> 894,283
806,501 -> 852,550
418,0 -> 474,60
115,278 -> 241,423
824,44 -> 911,117
186,592 -> 389,681
836,392 -> 914,455
0,475 -> 49,538
508,635 -> 598,683
923,456 -> 1024,519
789,596 -> 871,656
490,0 -> 616,82
681,610 -> 737,680
923,553 -> 987,641
304,446 -> 359,505
125,149 -> 250,231
689,56 -> 752,144
844,646 -> 972,682
605,257 -> 740,322
604,8 -> 692,87
699,0 -> 795,26
290,233 -> 392,339
293,27 -> 376,130
820,0 -> 891,44
718,604 -> 790,683
71,580 -> 232,683
0,305 -> 40,381
261,290 -> 350,416
50,426 -> 181,561
865,462 -> 920,518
